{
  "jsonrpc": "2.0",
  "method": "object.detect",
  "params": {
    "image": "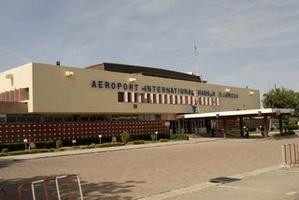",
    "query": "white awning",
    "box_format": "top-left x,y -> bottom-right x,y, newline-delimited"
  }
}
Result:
178,108 -> 294,119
